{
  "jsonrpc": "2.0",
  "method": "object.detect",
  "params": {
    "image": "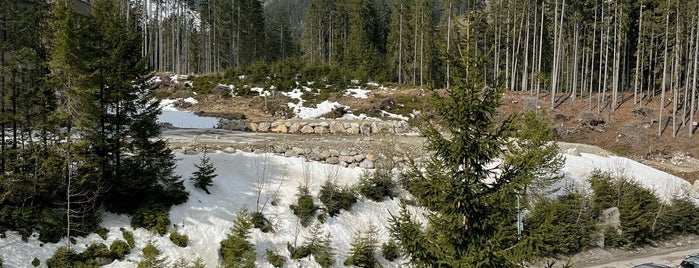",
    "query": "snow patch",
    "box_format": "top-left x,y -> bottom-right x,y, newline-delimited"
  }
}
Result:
345,87 -> 371,99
